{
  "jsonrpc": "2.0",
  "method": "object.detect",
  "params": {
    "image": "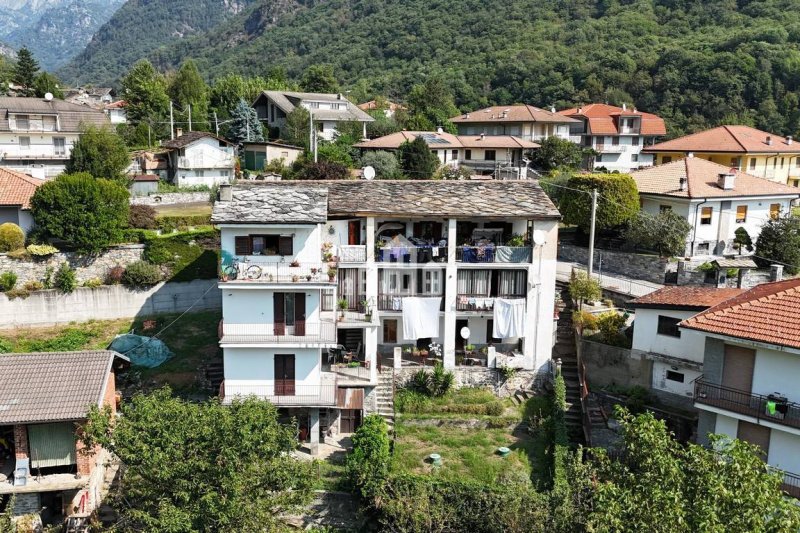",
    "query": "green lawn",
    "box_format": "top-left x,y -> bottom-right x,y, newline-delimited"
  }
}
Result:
153,202 -> 212,218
